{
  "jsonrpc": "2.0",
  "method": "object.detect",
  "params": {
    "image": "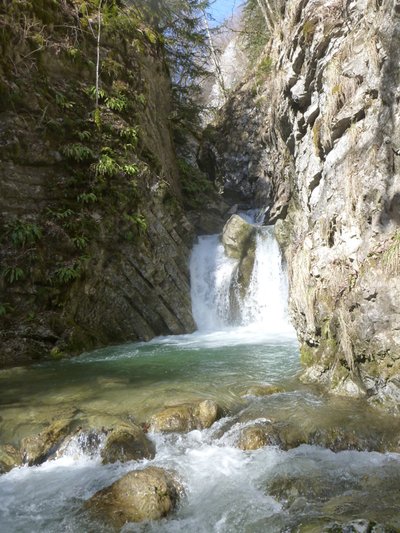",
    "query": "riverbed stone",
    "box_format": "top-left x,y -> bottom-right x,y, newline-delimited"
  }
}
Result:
86,466 -> 181,528
0,444 -> 22,474
237,424 -> 280,450
222,214 -> 256,259
149,399 -> 221,433
101,422 -> 155,464
20,415 -> 77,466
296,518 -> 395,533
244,384 -> 285,397
268,473 -> 341,504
